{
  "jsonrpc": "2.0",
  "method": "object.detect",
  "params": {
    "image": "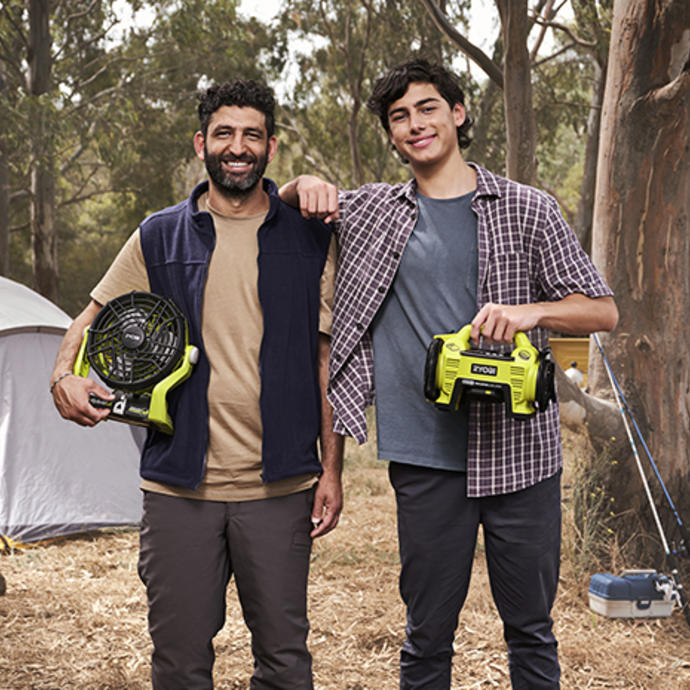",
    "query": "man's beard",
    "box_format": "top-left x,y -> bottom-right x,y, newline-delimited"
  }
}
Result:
204,145 -> 269,198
